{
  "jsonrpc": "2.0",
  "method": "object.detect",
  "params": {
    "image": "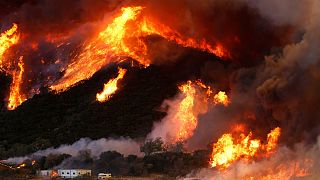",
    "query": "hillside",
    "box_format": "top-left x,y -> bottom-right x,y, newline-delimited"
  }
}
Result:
0,50 -> 224,159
